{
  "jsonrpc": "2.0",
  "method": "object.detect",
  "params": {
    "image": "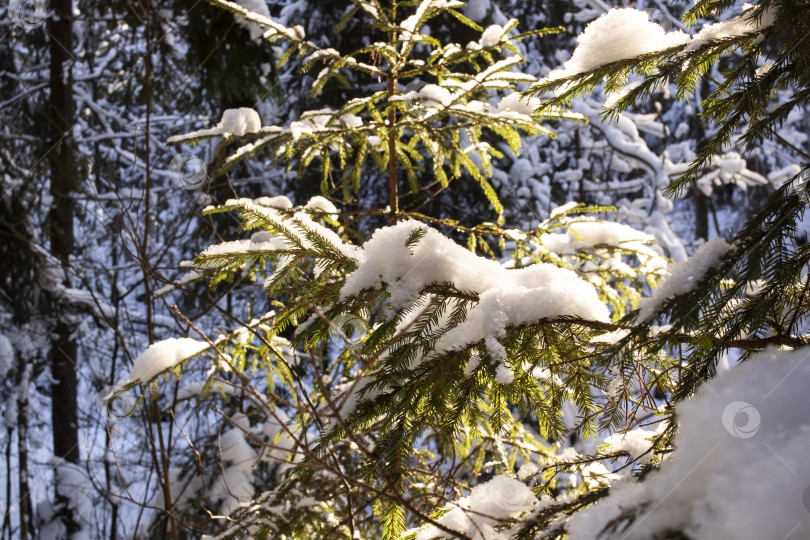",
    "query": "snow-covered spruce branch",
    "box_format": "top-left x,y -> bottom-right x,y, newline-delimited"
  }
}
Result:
207,0 -> 313,50
526,4 -> 783,194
